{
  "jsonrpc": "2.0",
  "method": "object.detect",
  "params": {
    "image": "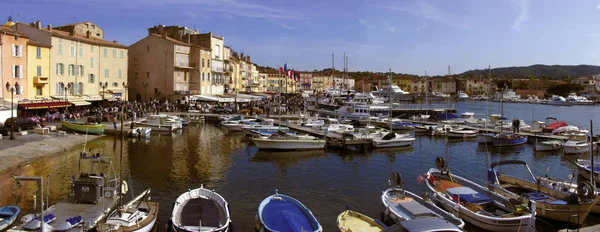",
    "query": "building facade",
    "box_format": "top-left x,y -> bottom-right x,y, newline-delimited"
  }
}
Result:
572,77 -> 597,94
0,25 -> 28,100
26,40 -> 51,99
